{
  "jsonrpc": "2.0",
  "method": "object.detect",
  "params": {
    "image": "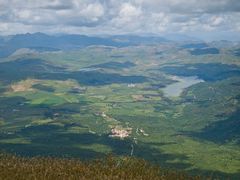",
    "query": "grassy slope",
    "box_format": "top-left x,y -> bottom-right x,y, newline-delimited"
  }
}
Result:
0,153 -> 203,180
